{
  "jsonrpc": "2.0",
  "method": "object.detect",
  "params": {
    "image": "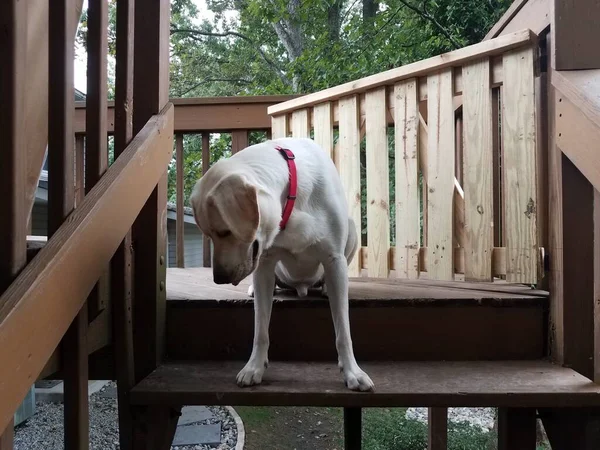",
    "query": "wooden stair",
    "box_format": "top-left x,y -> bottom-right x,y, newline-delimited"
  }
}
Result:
130,360 -> 600,408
